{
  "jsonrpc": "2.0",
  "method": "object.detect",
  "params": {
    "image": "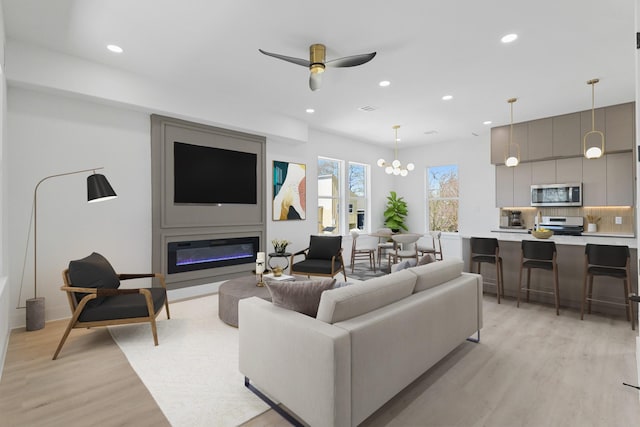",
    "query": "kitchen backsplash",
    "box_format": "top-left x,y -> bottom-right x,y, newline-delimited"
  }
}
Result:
499,206 -> 635,235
